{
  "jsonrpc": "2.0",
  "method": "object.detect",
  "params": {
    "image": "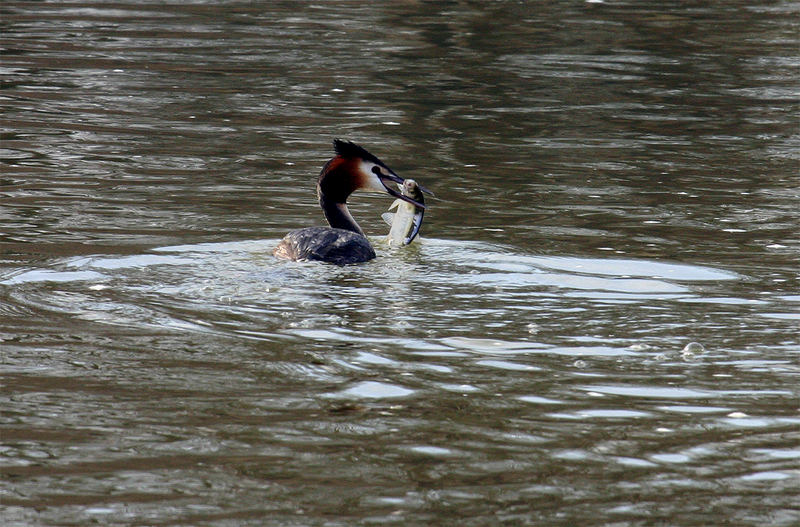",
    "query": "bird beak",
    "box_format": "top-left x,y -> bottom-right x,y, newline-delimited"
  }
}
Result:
378,172 -> 426,209
416,183 -> 435,197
